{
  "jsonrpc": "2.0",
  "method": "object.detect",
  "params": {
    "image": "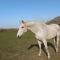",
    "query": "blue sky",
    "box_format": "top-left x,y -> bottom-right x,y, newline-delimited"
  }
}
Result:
0,0 -> 60,28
